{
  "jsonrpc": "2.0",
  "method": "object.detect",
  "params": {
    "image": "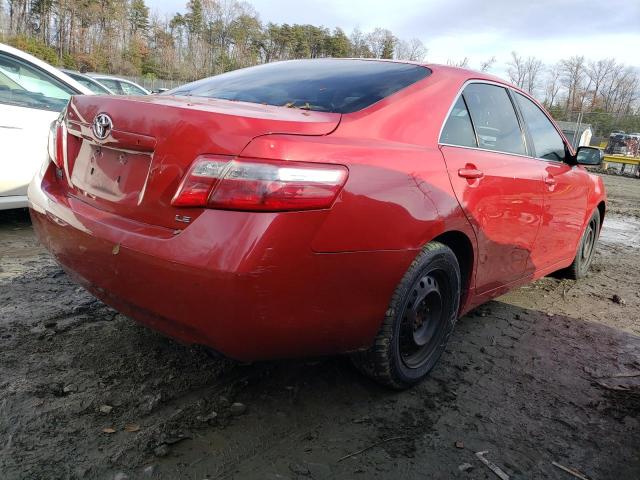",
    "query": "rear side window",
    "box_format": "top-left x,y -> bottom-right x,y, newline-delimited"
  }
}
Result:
169,59 -> 431,113
463,83 -> 526,156
120,81 -> 147,95
97,78 -> 124,94
67,72 -> 111,94
515,93 -> 566,162
440,96 -> 477,147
